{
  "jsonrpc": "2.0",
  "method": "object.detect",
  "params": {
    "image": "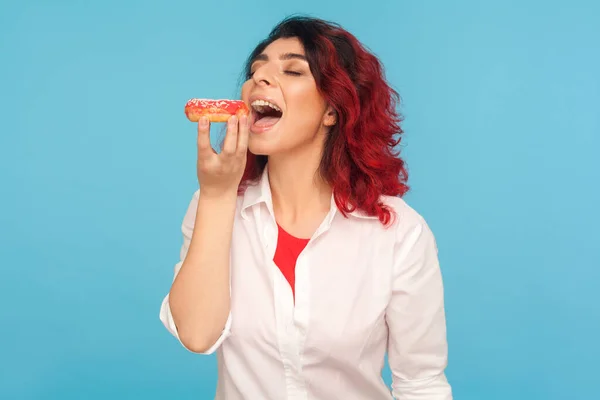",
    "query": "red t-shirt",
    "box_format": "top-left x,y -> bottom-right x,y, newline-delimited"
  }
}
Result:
273,224 -> 310,299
